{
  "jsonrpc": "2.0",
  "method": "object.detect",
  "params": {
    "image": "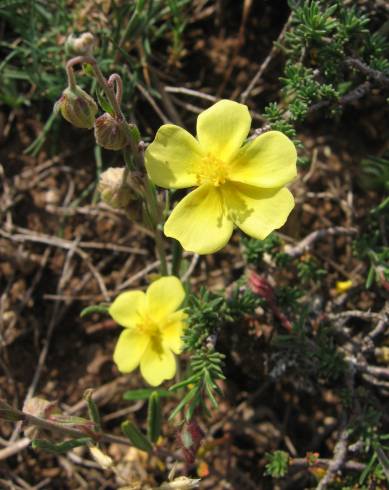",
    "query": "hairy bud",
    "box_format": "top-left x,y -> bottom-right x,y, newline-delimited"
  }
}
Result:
54,85 -> 97,129
94,113 -> 130,150
98,167 -> 131,209
66,32 -> 96,56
